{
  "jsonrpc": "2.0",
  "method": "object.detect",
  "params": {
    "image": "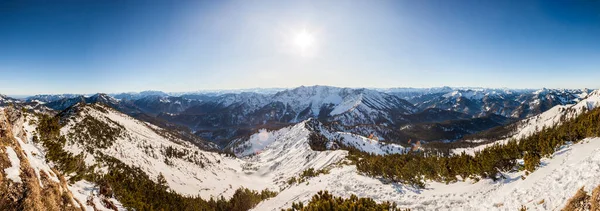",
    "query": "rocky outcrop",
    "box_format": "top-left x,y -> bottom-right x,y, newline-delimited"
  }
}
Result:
0,107 -> 83,211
